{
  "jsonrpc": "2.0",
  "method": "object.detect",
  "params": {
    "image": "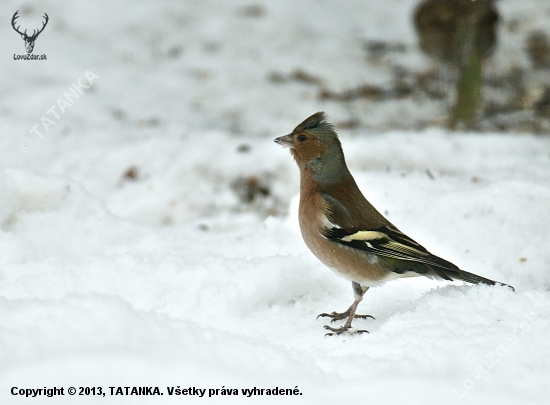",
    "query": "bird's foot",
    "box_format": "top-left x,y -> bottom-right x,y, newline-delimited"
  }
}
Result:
317,310 -> 375,323
323,324 -> 369,336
